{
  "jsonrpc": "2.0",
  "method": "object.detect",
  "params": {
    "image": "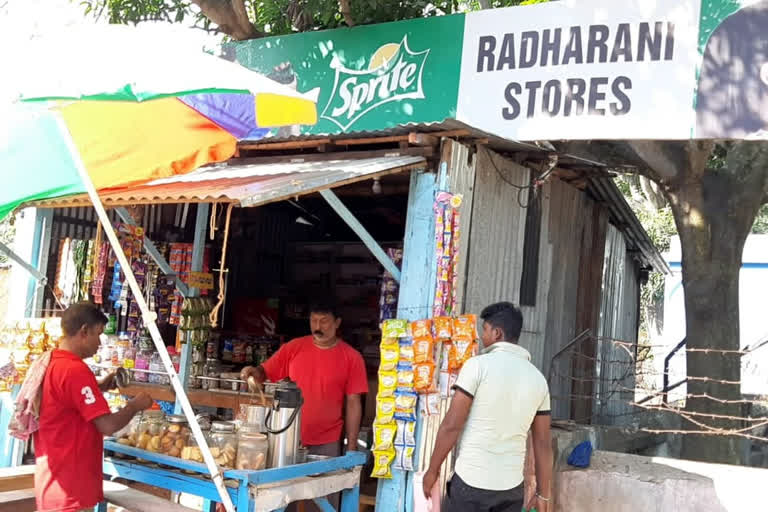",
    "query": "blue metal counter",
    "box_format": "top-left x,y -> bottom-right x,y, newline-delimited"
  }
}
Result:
101,440 -> 366,512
